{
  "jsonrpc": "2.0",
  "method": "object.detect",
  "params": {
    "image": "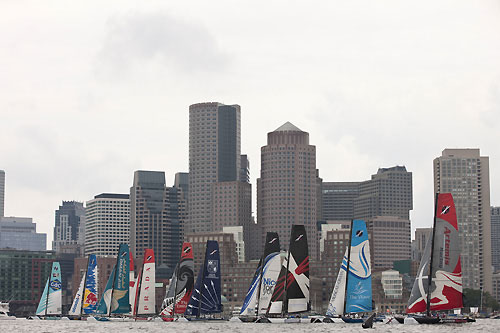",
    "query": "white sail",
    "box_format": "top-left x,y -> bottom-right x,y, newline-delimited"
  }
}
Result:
68,273 -> 85,316
258,253 -> 282,315
267,253 -> 287,314
326,247 -> 348,316
137,250 -> 155,315
46,262 -> 62,315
